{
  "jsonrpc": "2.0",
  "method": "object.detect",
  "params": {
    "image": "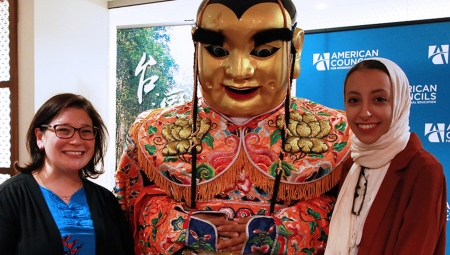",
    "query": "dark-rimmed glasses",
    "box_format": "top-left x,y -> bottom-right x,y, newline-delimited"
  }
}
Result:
41,124 -> 98,140
352,166 -> 368,216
